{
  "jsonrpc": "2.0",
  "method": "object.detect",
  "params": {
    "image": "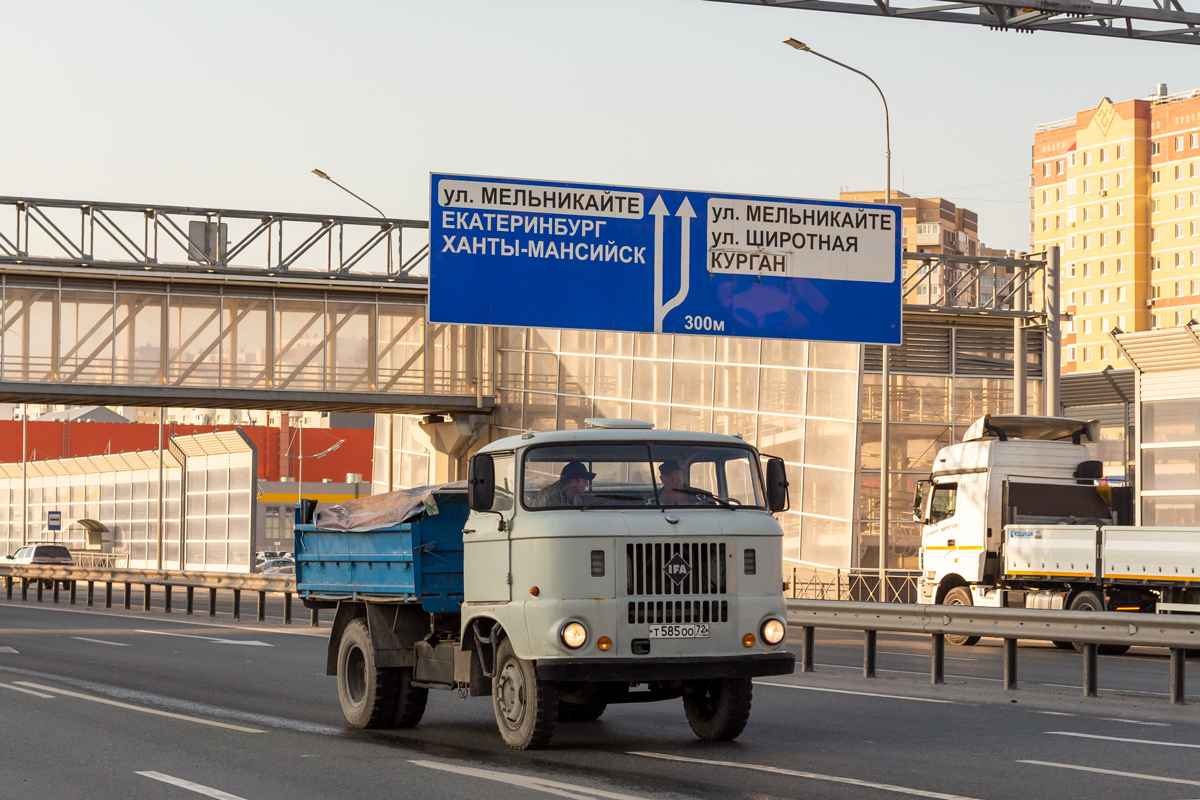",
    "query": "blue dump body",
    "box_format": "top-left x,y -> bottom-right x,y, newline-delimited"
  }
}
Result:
294,494 -> 467,613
